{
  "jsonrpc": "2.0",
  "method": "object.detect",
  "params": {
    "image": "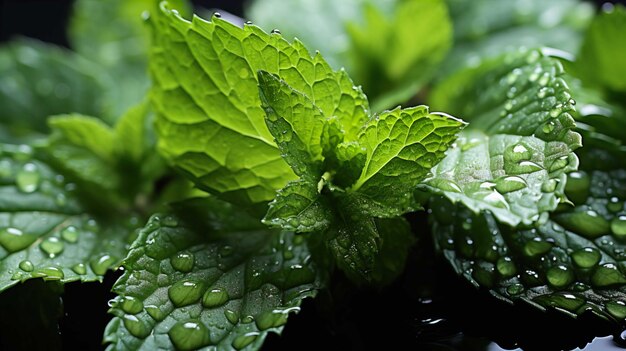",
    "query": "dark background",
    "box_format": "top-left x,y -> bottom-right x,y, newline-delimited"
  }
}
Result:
2,1 -> 626,351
